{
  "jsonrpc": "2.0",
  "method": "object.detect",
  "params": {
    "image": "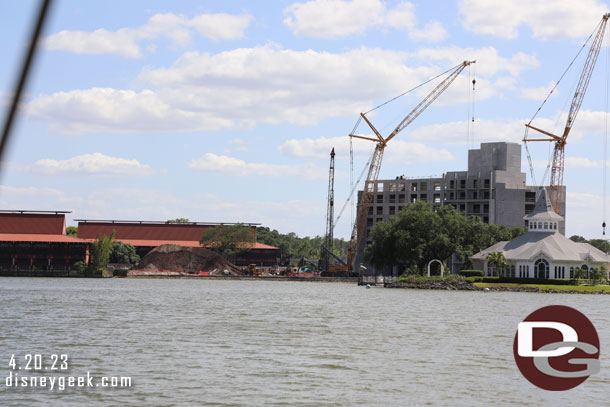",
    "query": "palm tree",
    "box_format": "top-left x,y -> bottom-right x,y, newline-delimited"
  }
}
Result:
487,251 -> 508,277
